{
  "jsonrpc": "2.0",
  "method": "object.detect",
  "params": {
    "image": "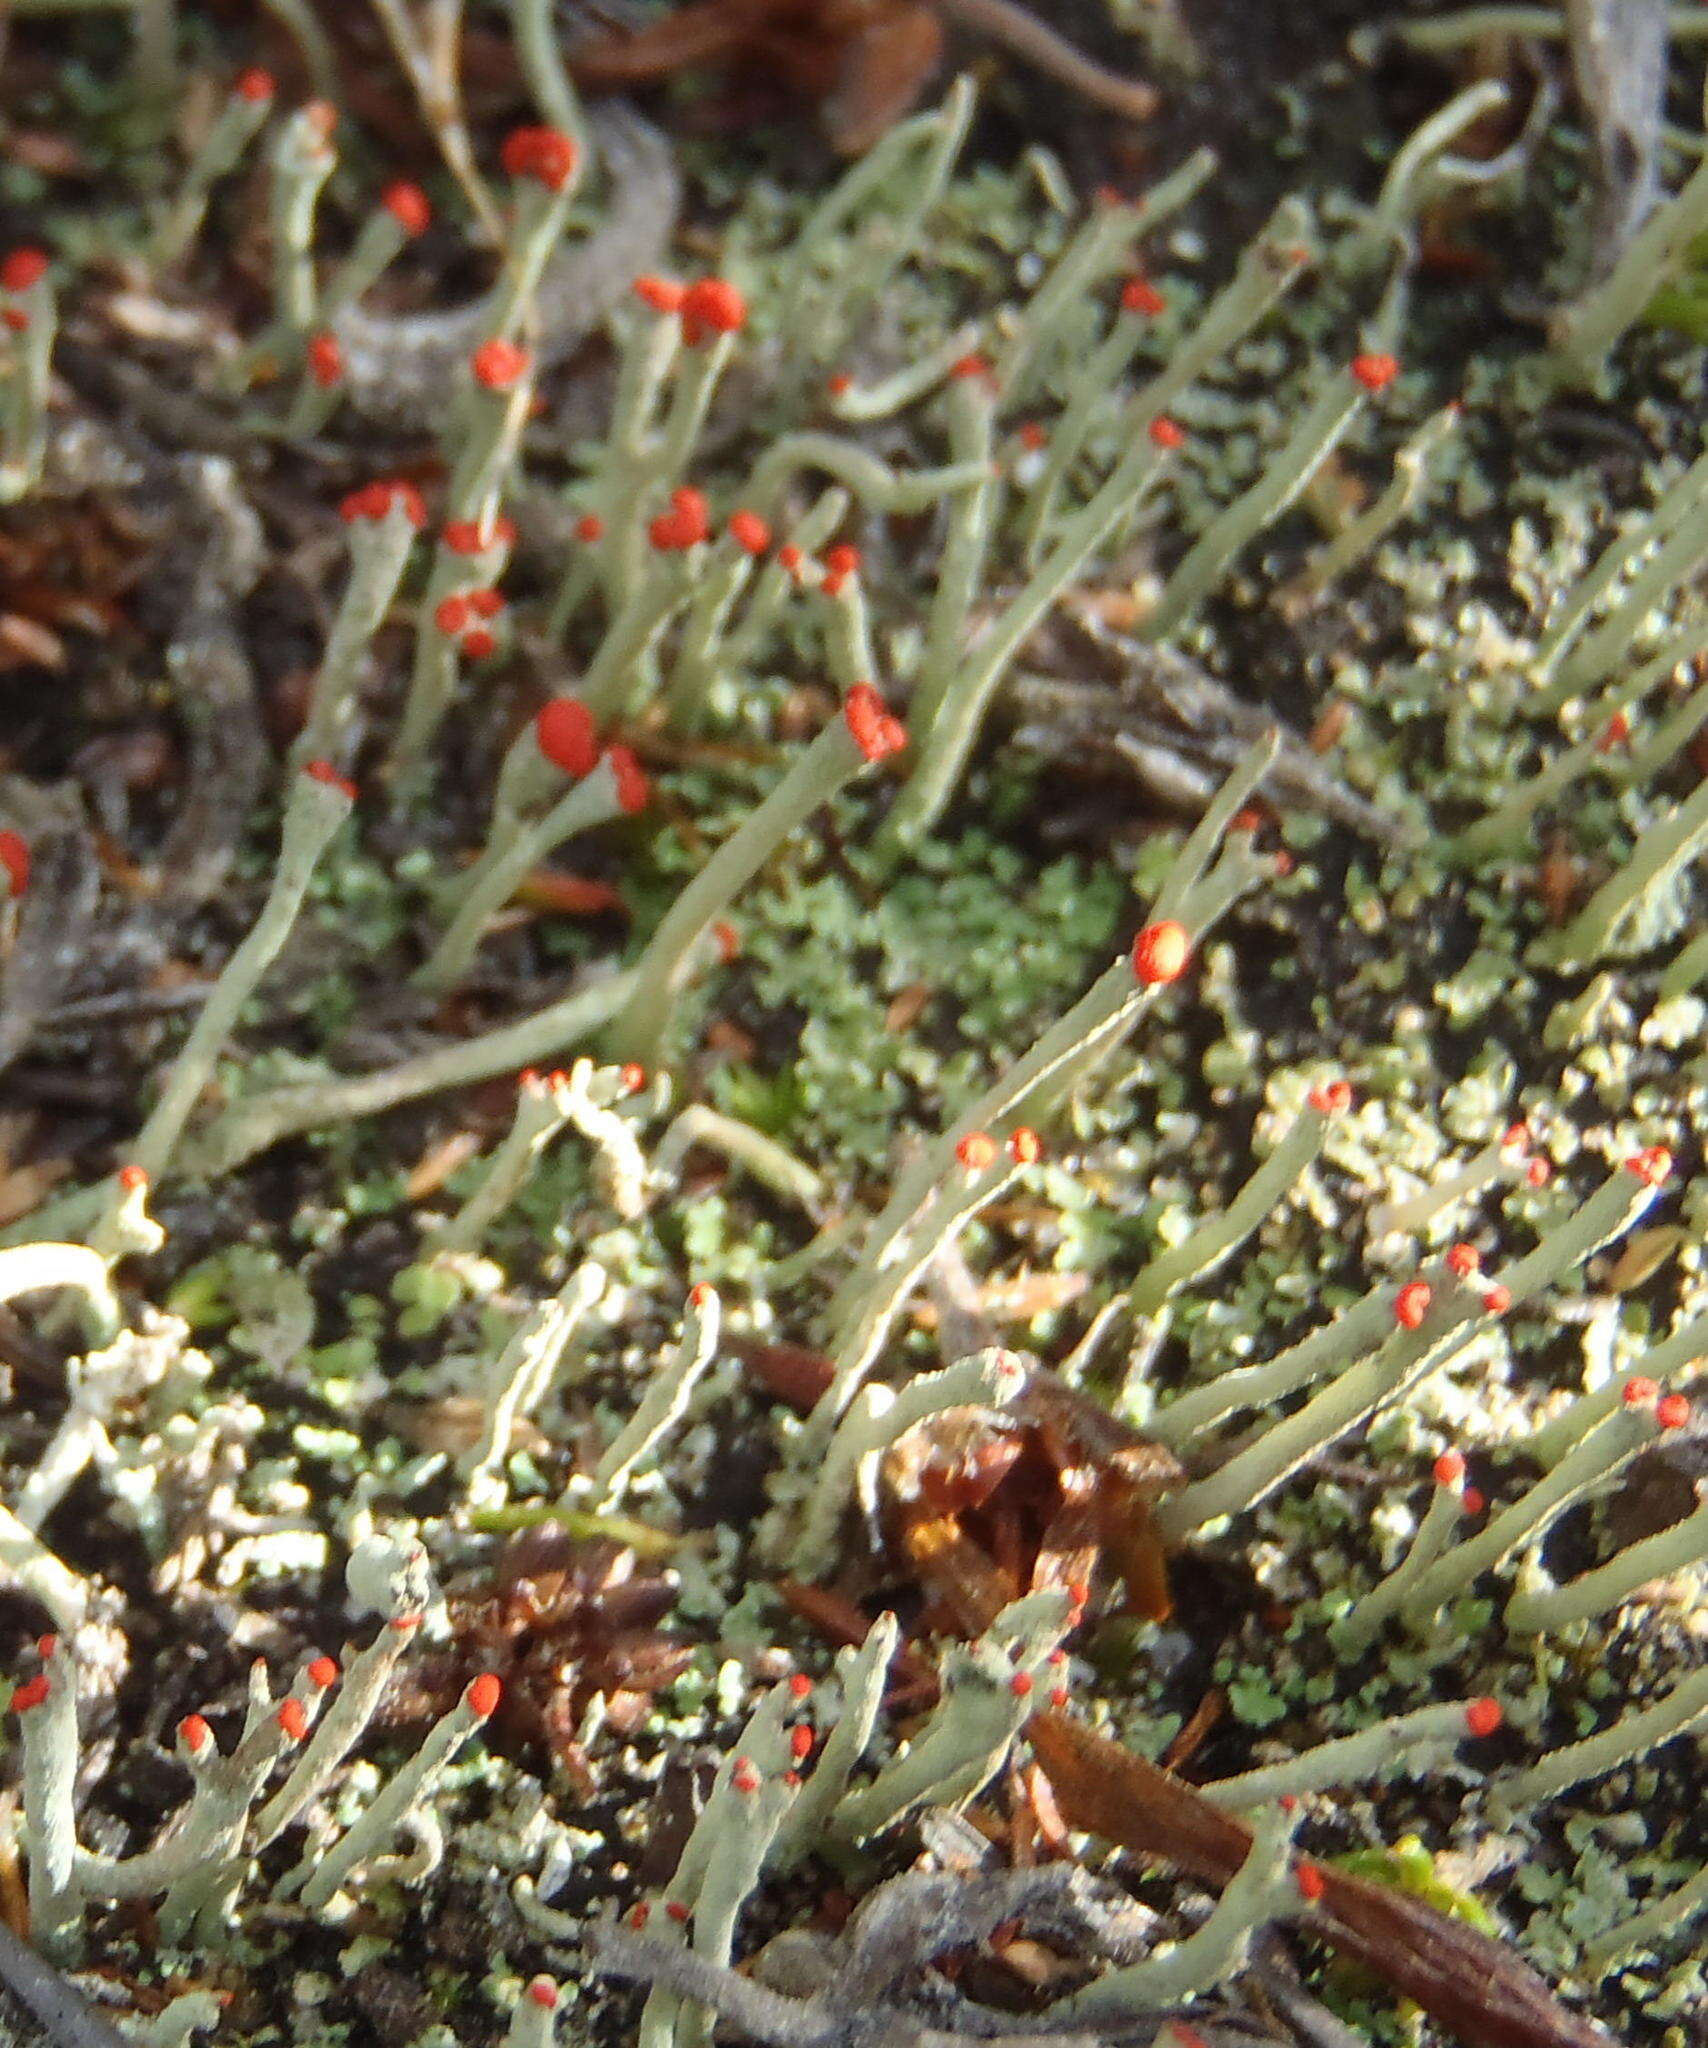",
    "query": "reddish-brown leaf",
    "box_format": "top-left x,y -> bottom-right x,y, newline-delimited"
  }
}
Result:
1028,1712 -> 1611,2048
